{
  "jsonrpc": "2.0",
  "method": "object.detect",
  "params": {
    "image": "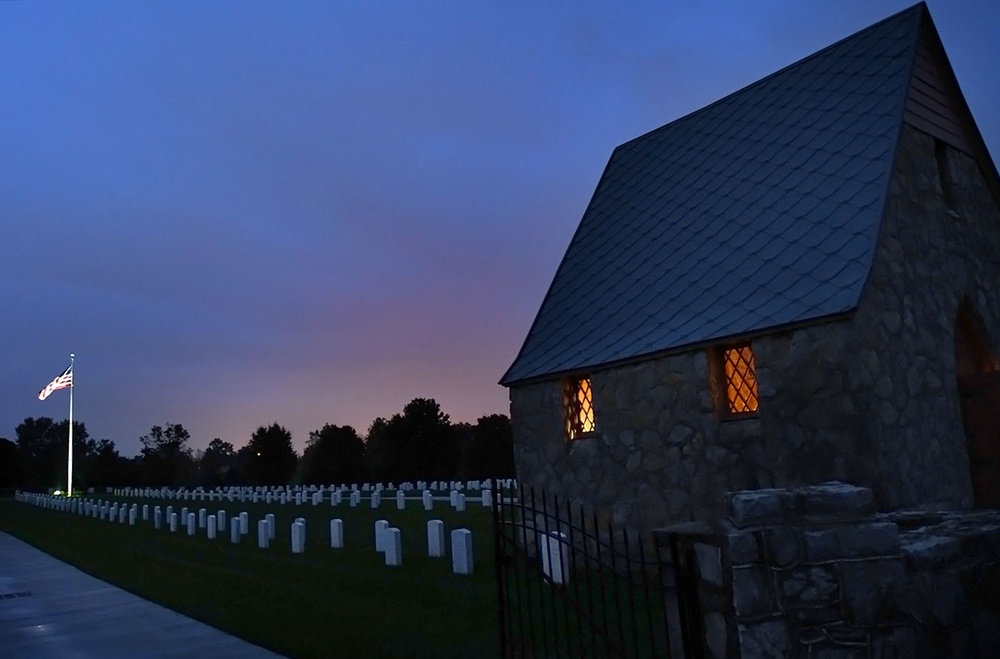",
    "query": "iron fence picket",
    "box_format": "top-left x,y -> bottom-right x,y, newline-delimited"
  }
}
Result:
494,485 -> 678,658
